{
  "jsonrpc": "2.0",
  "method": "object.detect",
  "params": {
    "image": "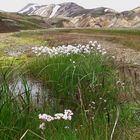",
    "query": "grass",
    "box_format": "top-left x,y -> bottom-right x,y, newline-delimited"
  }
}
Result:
60,28 -> 140,35
0,29 -> 140,139
0,62 -> 40,140
27,54 -> 118,104
0,32 -> 47,57
0,28 -> 140,57
56,28 -> 140,51
0,51 -> 139,139
11,28 -> 140,51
